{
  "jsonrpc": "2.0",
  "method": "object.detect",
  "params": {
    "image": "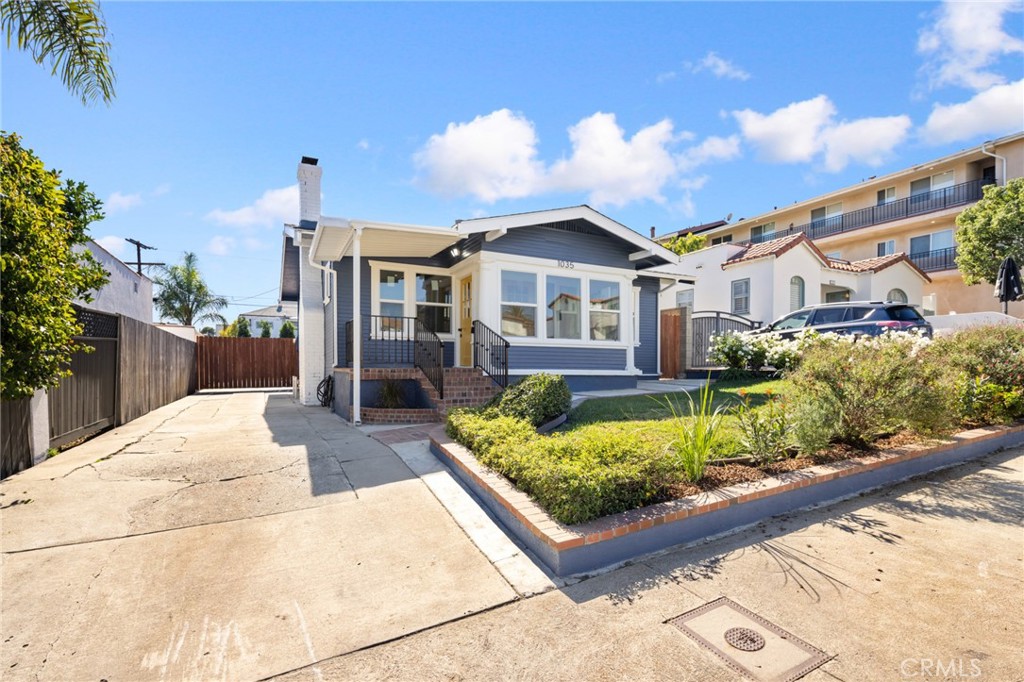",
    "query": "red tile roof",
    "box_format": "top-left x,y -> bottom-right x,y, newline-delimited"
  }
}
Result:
722,233 -> 821,266
829,253 -> 931,282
